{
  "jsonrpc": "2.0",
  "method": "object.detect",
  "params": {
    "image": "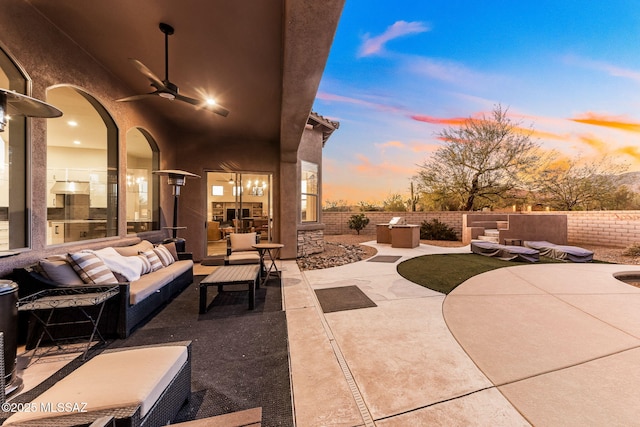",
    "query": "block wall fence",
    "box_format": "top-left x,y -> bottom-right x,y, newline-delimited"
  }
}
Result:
322,210 -> 640,248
